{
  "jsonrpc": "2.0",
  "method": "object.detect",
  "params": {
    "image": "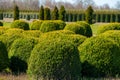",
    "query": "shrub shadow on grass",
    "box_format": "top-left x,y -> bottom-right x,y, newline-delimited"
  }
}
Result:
9,56 -> 27,75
